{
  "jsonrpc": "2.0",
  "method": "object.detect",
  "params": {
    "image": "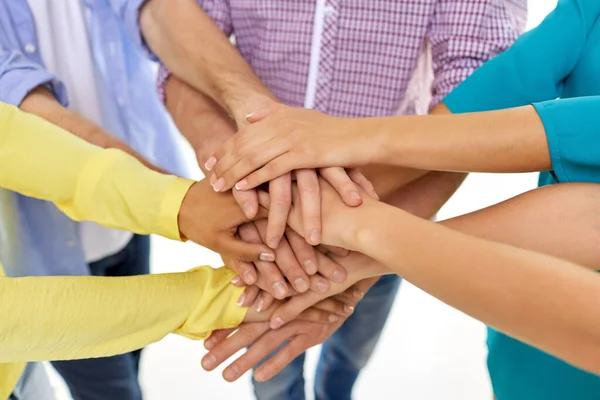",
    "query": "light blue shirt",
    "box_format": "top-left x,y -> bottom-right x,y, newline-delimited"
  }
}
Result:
444,0 -> 600,398
0,0 -> 187,277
